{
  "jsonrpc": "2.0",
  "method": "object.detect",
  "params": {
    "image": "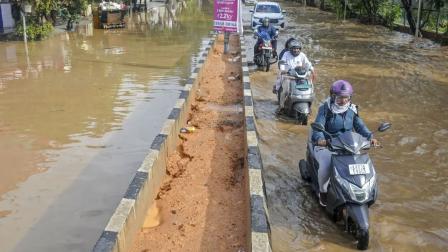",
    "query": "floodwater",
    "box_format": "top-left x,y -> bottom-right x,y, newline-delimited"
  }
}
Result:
0,5 -> 211,252
244,3 -> 448,252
